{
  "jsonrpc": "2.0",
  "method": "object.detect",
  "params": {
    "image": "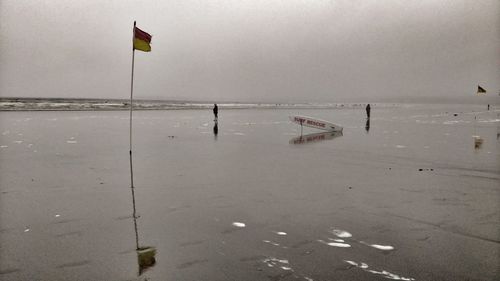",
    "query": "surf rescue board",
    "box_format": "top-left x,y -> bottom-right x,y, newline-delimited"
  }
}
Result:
289,115 -> 343,132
